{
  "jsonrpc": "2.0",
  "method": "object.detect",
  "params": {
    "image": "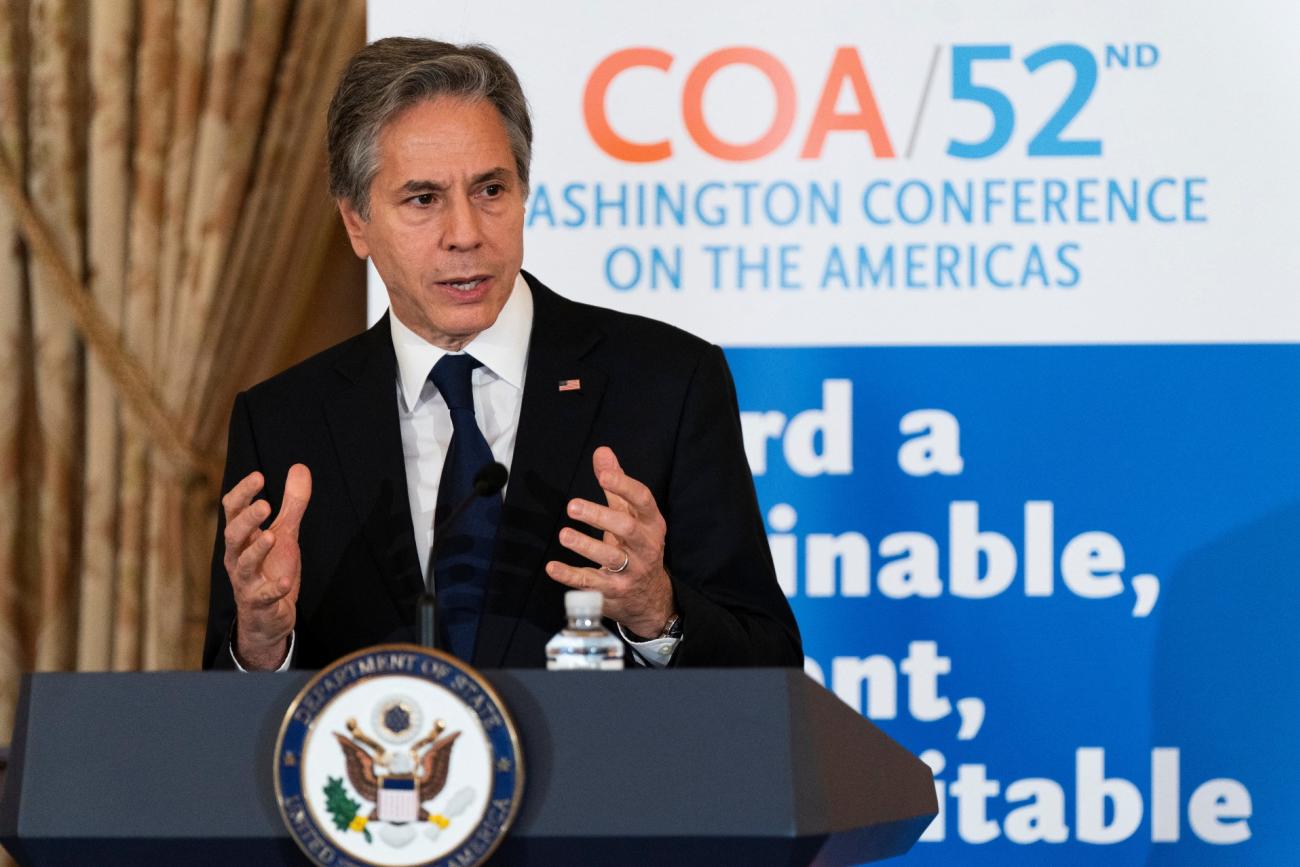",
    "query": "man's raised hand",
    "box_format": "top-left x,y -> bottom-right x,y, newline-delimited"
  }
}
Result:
546,447 -> 676,639
221,463 -> 312,670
